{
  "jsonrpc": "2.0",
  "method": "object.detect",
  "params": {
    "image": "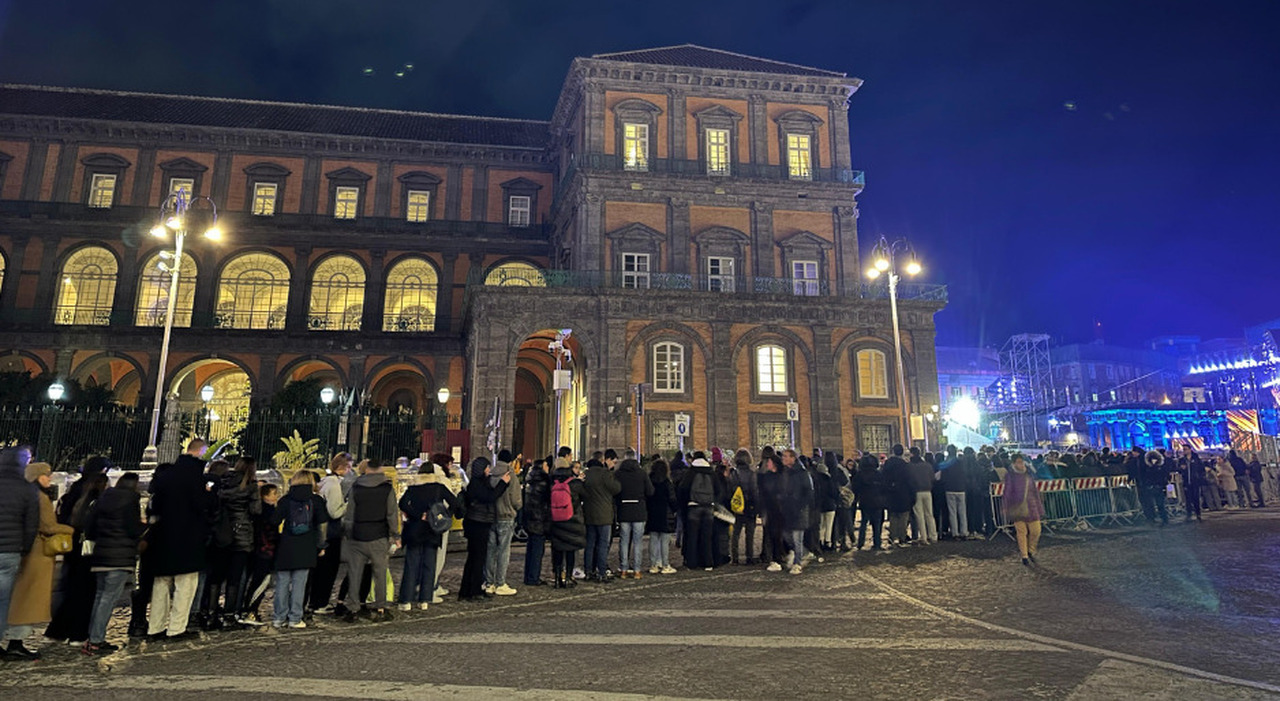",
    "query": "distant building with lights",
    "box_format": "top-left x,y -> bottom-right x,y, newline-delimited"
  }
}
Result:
934,346 -> 1001,415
